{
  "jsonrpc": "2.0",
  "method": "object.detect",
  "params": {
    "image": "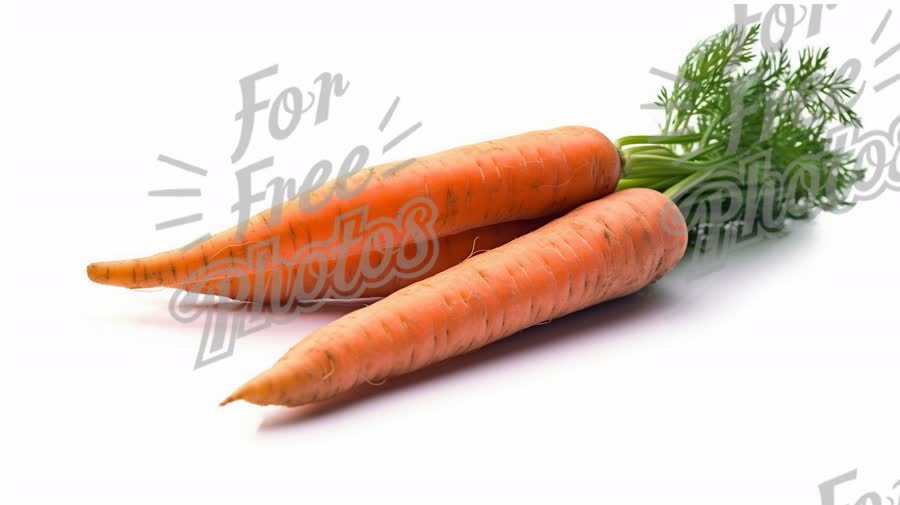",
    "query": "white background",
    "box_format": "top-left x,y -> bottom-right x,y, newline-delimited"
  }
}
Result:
2,1 -> 899,503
